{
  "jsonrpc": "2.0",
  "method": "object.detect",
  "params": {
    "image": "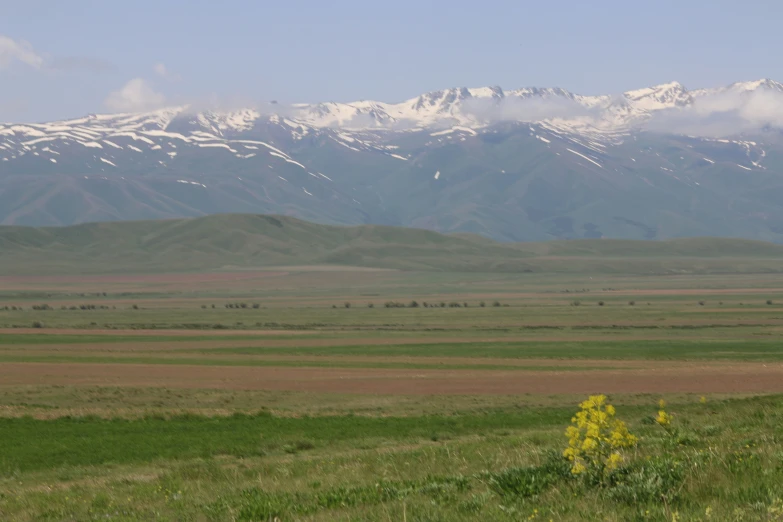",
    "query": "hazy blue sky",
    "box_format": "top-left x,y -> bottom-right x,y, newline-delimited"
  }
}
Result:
2,0 -> 782,121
